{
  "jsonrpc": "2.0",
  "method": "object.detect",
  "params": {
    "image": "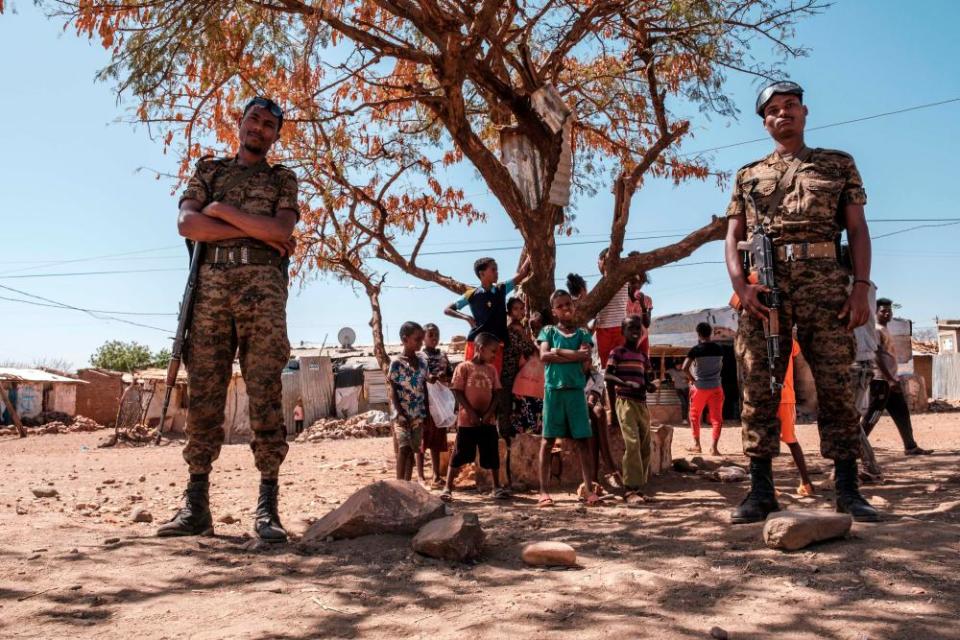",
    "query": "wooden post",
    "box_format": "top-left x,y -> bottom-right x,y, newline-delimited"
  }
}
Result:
0,383 -> 27,438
